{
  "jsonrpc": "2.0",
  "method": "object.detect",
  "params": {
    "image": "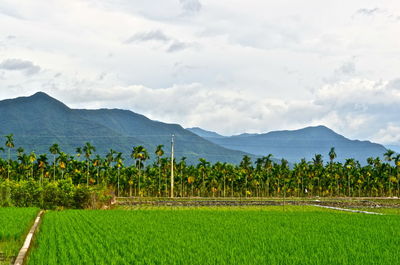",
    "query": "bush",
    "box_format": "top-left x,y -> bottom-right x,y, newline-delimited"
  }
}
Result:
0,179 -> 111,209
58,178 -> 75,208
10,179 -> 42,207
41,181 -> 61,209
0,180 -> 13,207
73,185 -> 91,209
